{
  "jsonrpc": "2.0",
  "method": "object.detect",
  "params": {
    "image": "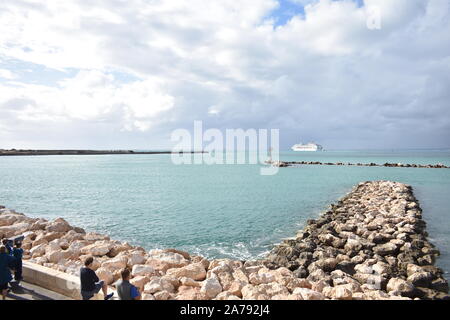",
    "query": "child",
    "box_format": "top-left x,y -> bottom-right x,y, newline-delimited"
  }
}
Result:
12,241 -> 23,283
